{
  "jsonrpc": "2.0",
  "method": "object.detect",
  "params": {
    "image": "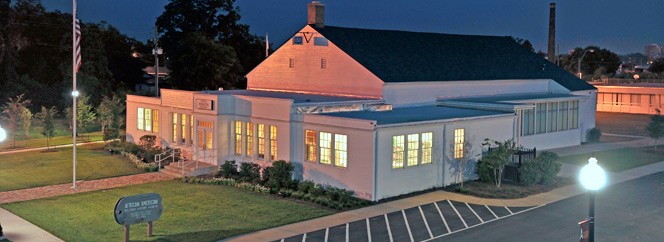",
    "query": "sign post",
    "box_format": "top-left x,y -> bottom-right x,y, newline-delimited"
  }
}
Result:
114,193 -> 163,242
